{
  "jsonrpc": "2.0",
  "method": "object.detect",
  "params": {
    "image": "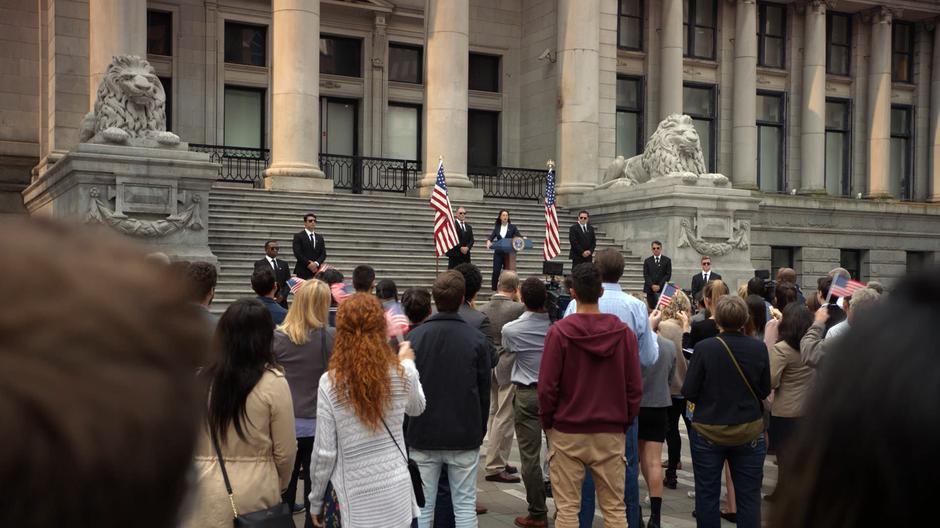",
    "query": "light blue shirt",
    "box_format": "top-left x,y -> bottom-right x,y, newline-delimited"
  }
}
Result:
563,282 -> 659,367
